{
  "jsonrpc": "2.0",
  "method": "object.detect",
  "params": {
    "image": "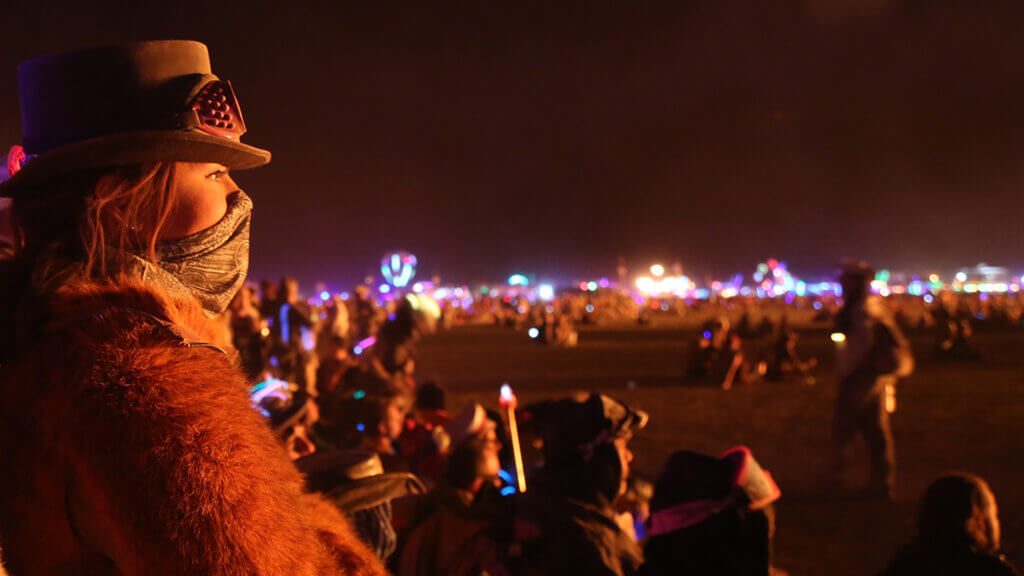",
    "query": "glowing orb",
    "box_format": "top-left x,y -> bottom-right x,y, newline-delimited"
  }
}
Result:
830,332 -> 847,343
